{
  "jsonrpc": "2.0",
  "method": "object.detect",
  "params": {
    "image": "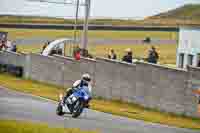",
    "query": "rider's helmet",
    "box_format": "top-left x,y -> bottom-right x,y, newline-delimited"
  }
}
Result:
82,73 -> 91,83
